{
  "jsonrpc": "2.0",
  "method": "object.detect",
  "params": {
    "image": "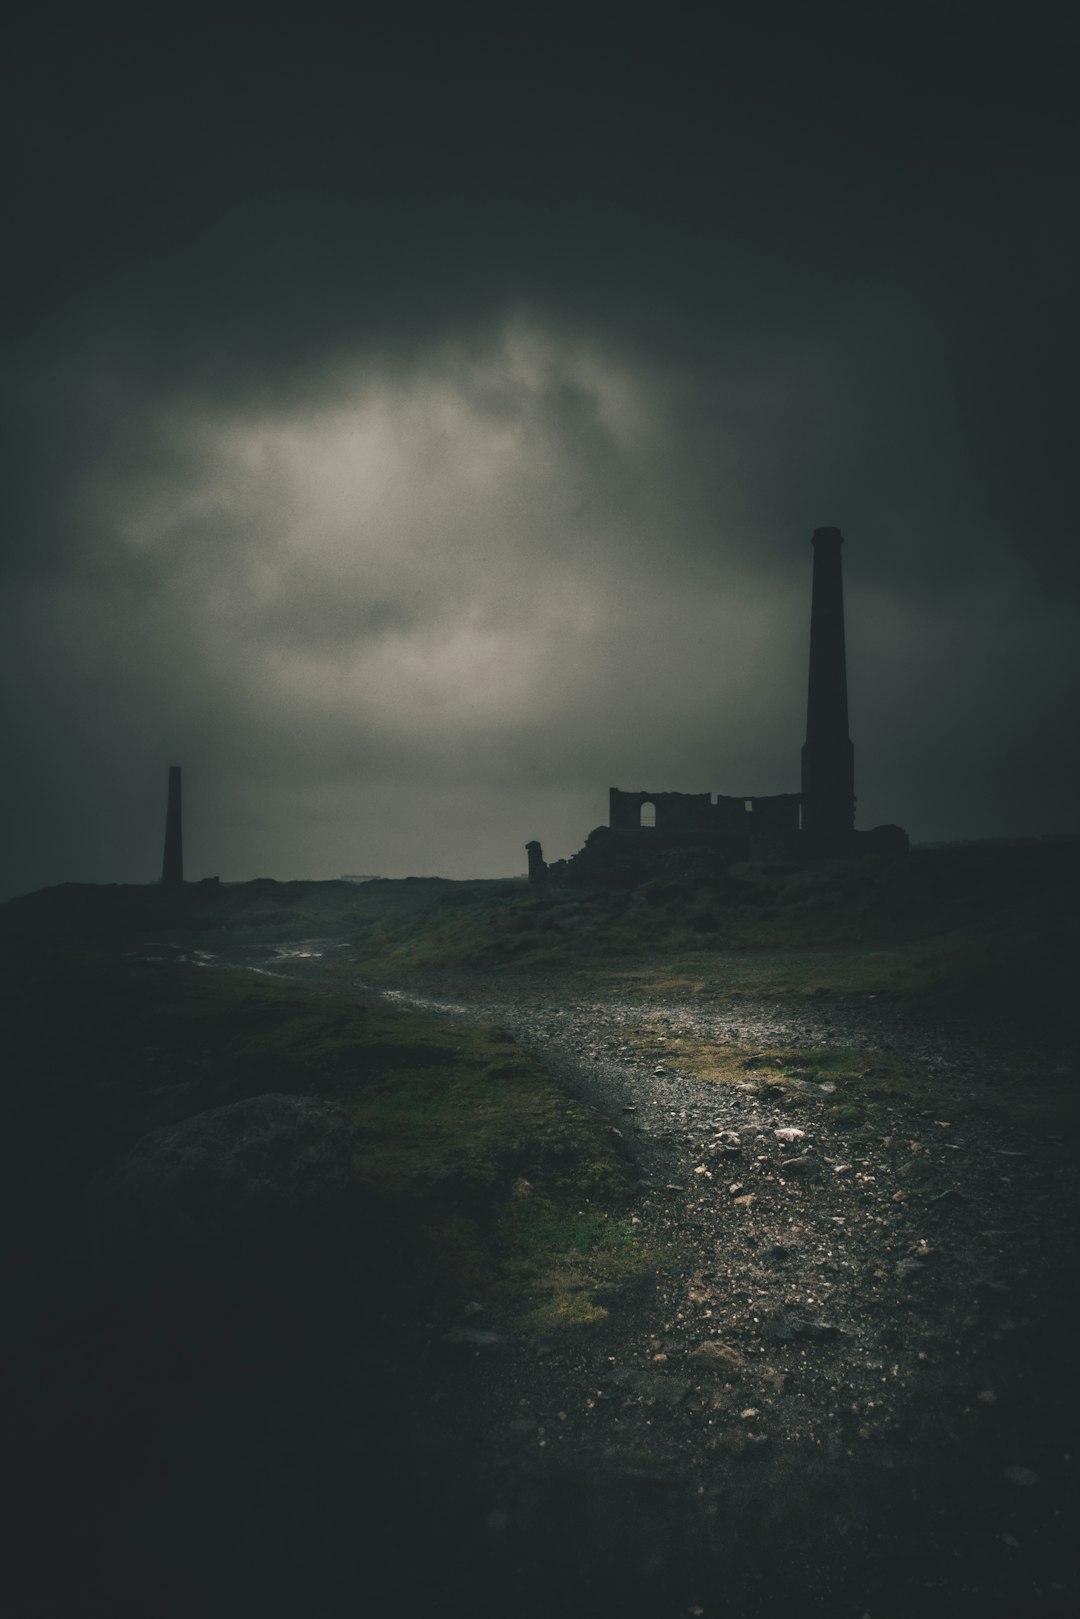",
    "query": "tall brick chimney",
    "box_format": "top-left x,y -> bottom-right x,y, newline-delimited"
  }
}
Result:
801,527 -> 855,842
161,765 -> 184,887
